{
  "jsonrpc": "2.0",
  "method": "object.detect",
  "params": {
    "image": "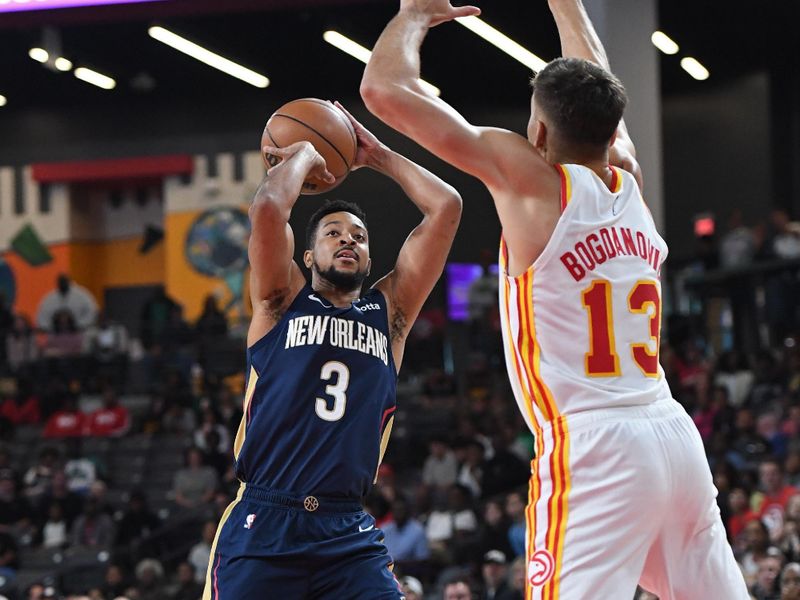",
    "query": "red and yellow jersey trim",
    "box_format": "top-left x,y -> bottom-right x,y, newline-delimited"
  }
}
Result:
609,166 -> 623,193
554,164 -> 573,212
